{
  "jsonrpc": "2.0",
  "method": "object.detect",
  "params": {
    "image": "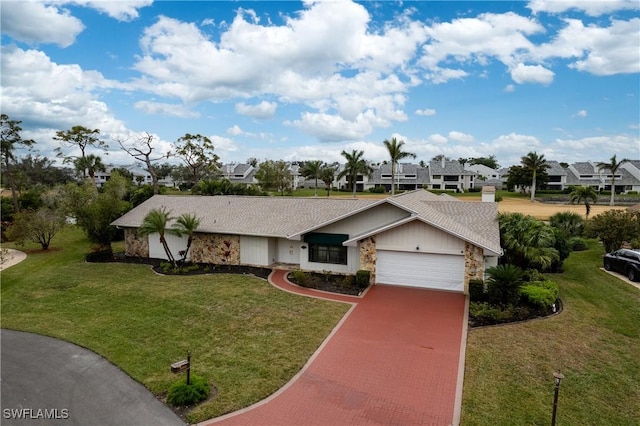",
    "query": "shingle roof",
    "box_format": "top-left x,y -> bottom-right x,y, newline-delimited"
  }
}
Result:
387,191 -> 501,254
112,195 -> 376,238
429,160 -> 475,175
112,190 -> 501,255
